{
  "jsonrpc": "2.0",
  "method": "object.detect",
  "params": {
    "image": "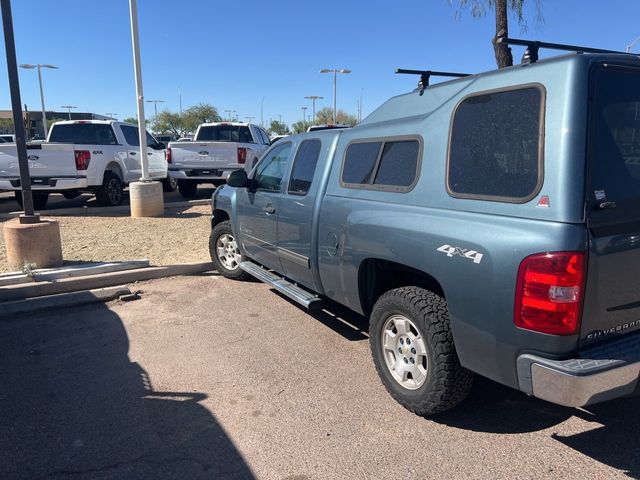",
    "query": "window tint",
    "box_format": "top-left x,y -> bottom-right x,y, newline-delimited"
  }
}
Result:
342,142 -> 381,184
590,68 -> 640,206
254,143 -> 291,191
49,124 -> 118,145
121,125 -> 139,146
258,128 -> 270,145
374,141 -> 419,187
196,125 -> 254,143
288,140 -> 321,195
448,87 -> 542,200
